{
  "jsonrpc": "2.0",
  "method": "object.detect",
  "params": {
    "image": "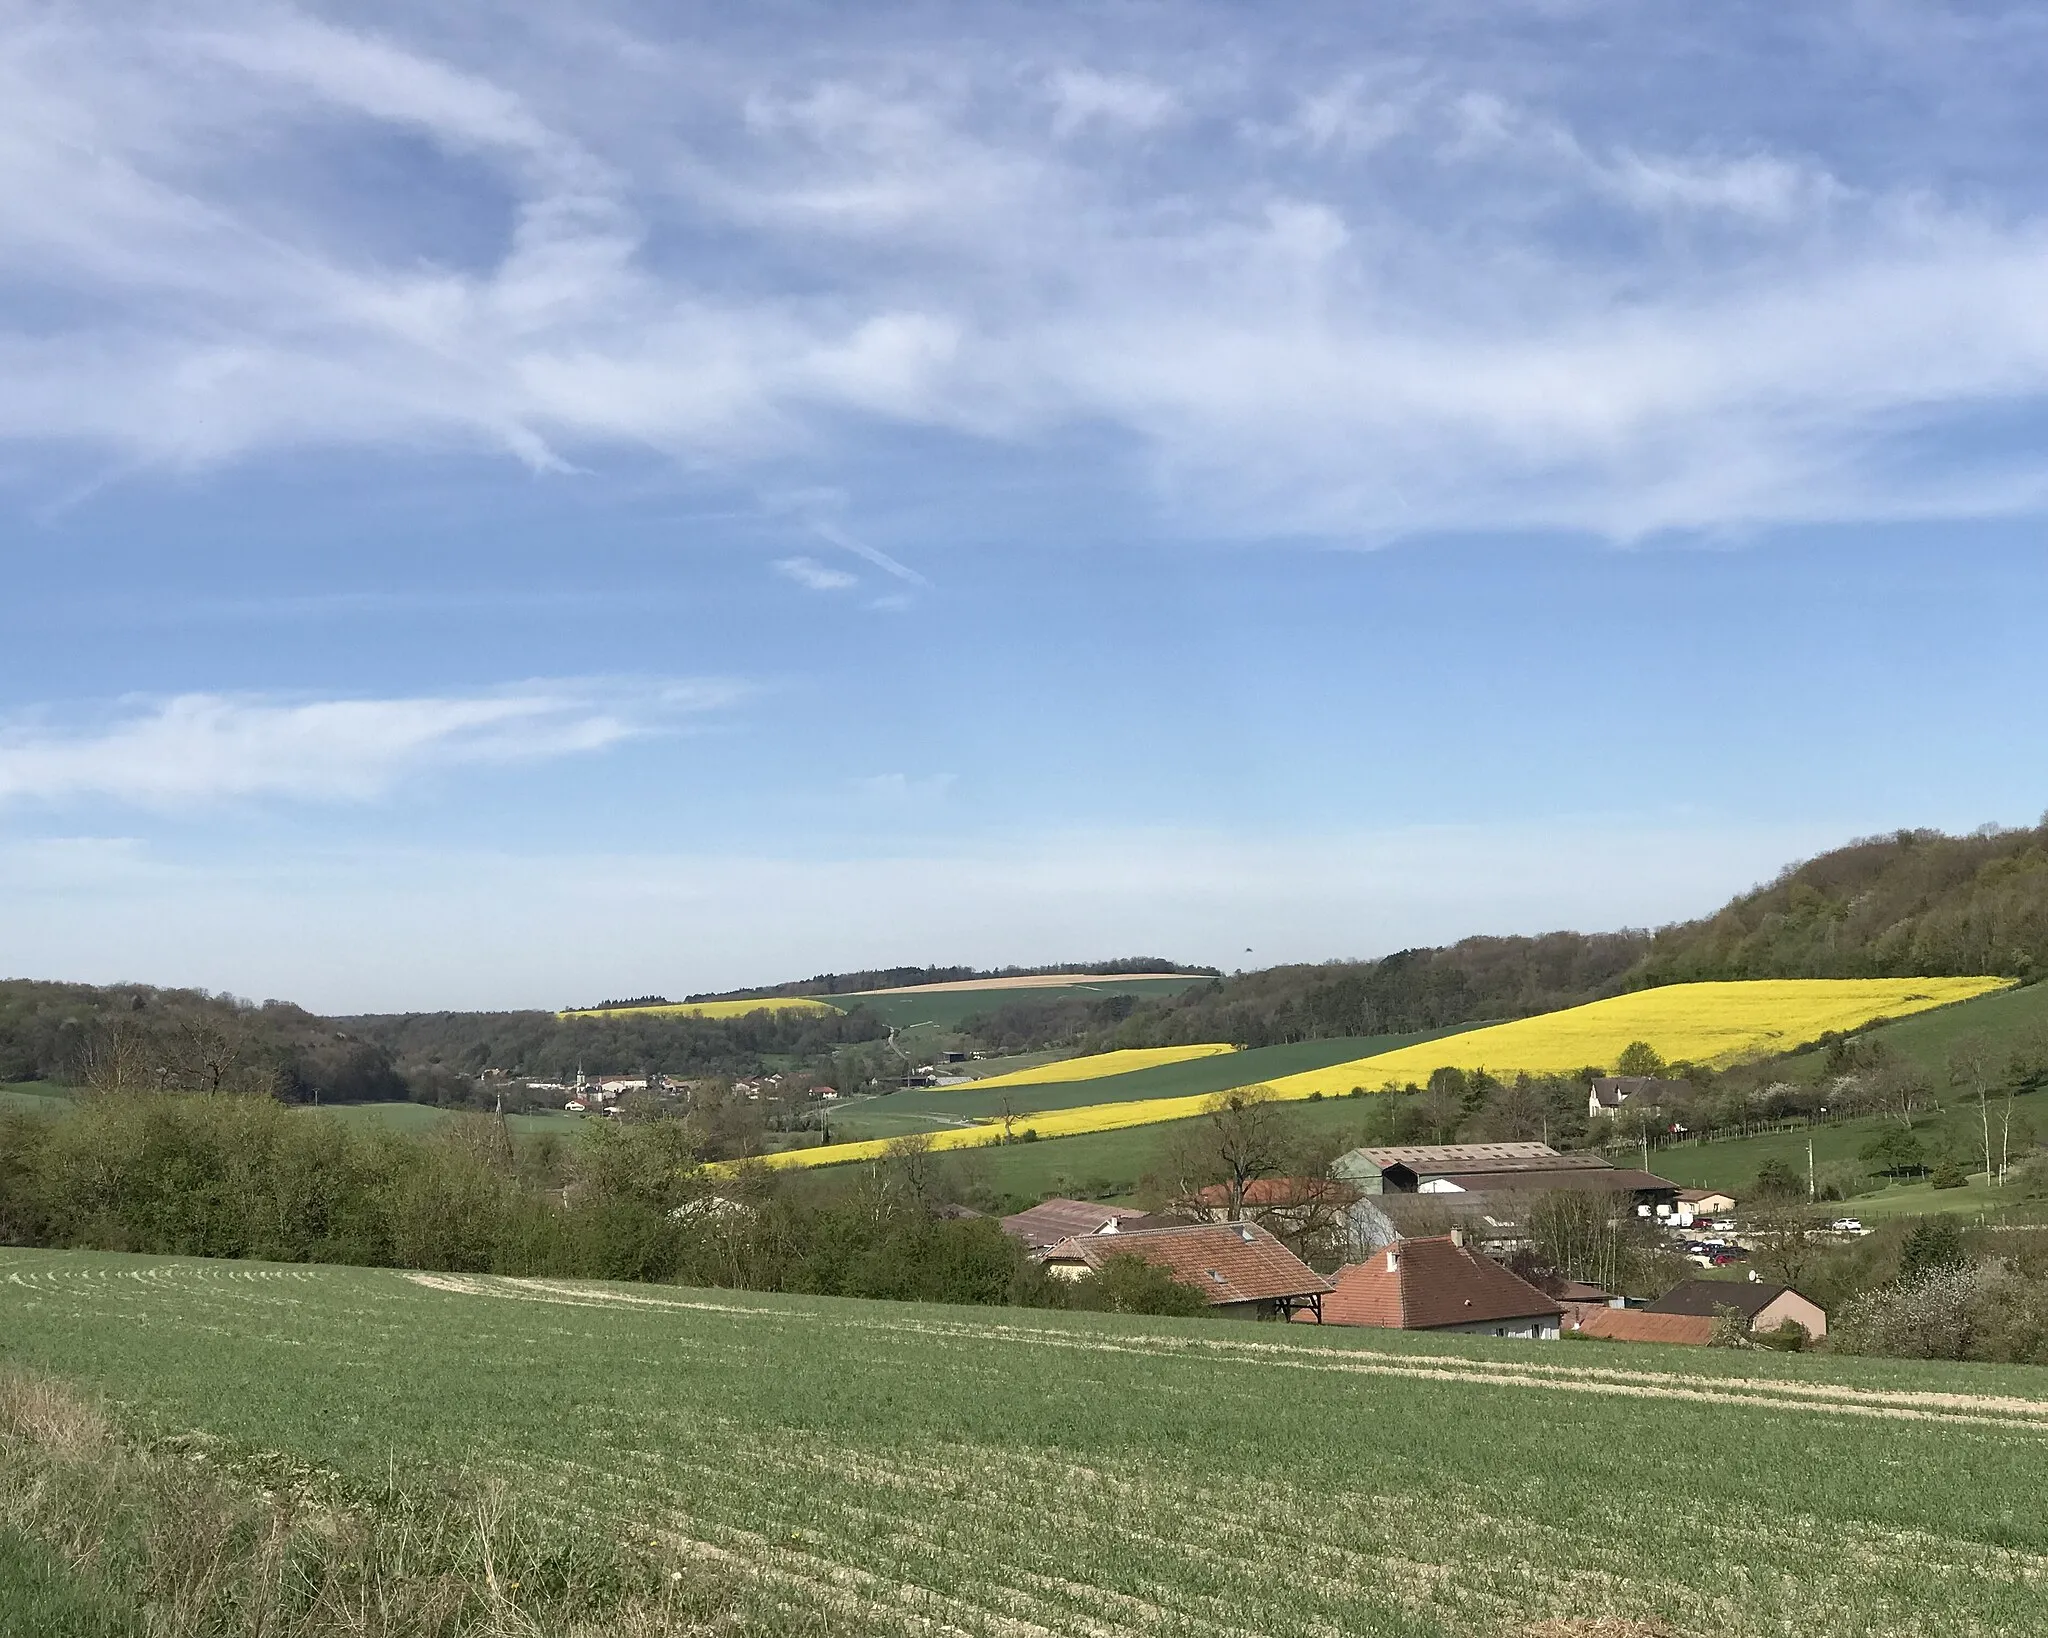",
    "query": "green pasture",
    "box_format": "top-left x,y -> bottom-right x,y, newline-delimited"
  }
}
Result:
1643,1085 -> 2048,1196
0,1081 -> 71,1116
928,1094 -> 1395,1205
823,975 -> 1215,1031
314,1100 -> 589,1138
3,1248 -> 2046,1637
1777,977 -> 2048,1082
847,1028 -> 1481,1130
